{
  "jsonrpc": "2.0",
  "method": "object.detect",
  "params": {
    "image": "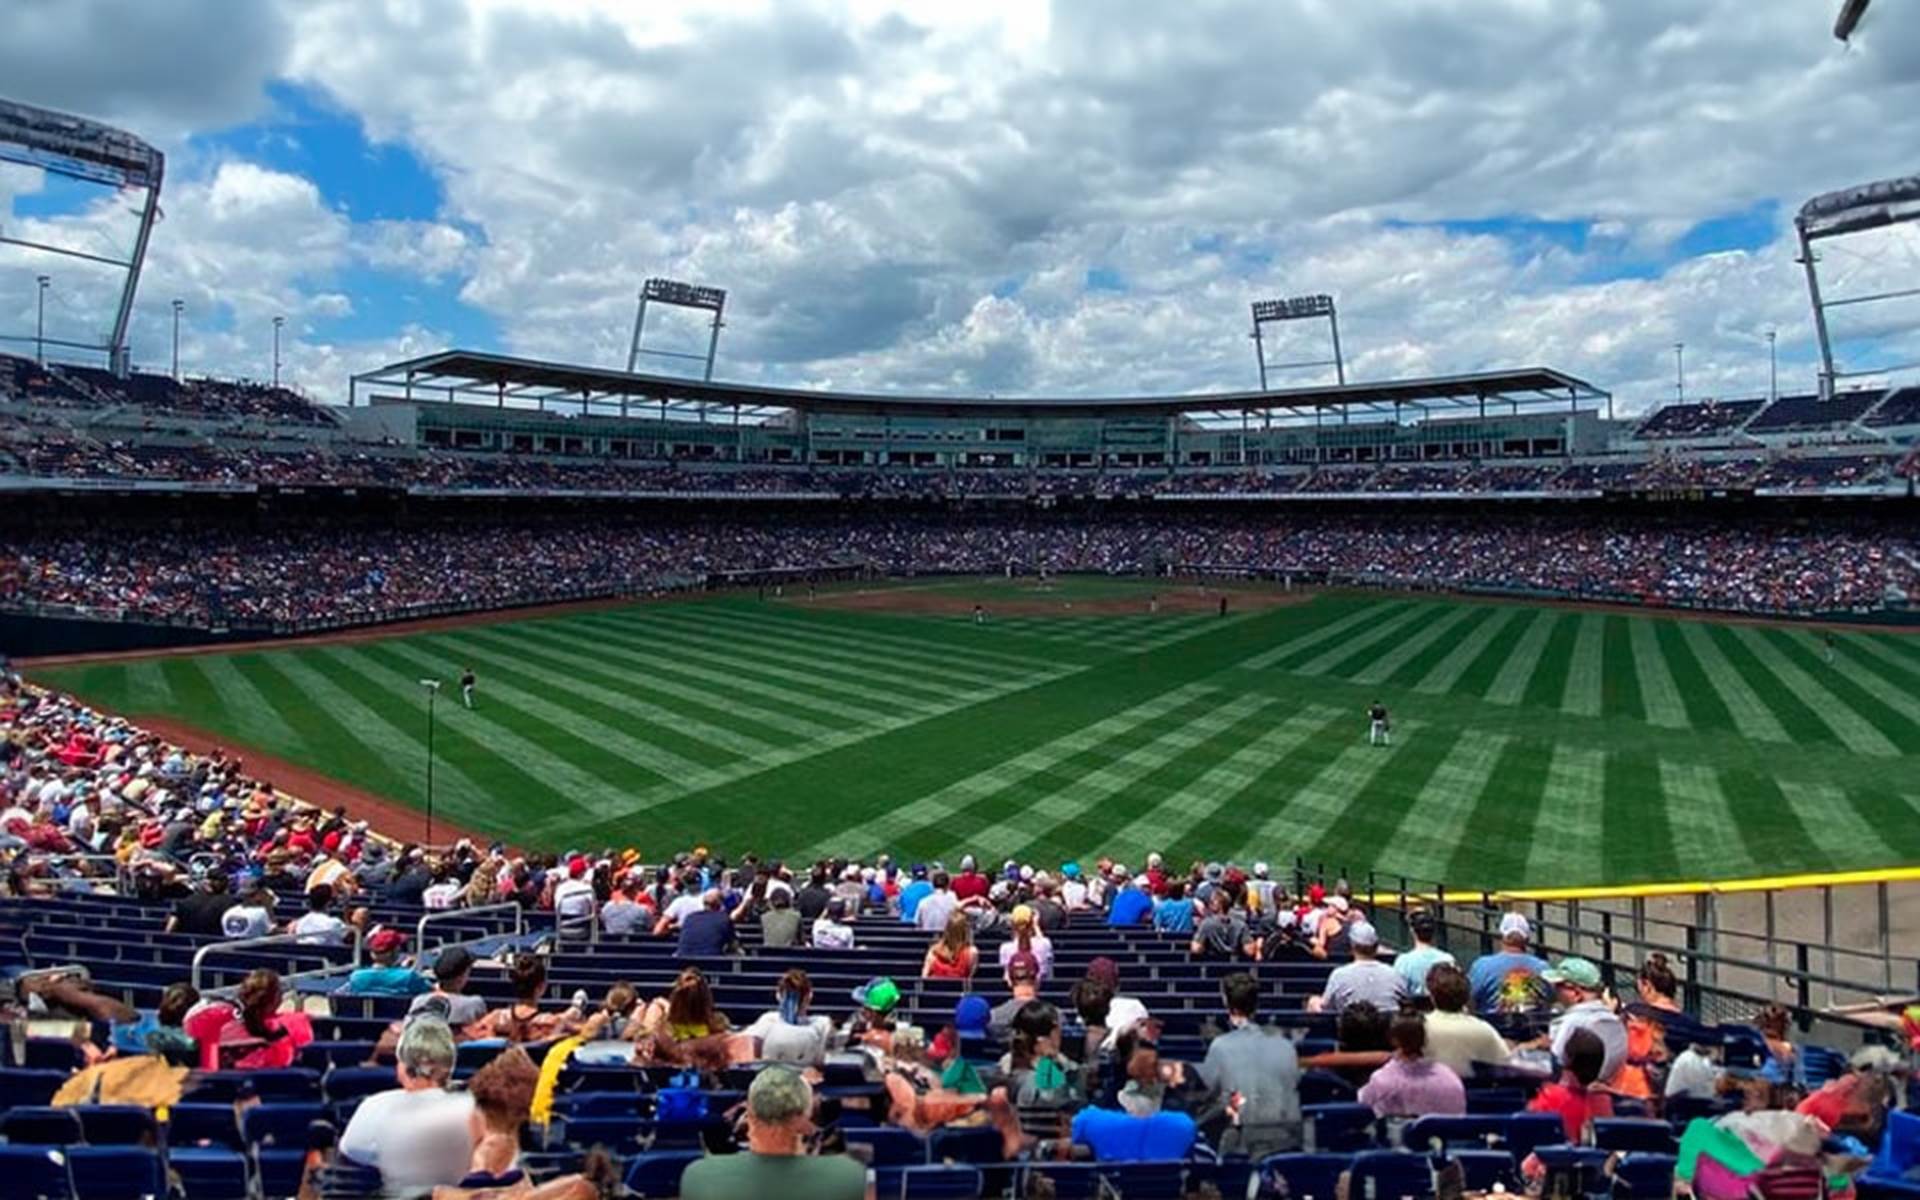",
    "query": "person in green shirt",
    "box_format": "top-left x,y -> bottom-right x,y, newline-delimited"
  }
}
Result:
679,1065 -> 868,1200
